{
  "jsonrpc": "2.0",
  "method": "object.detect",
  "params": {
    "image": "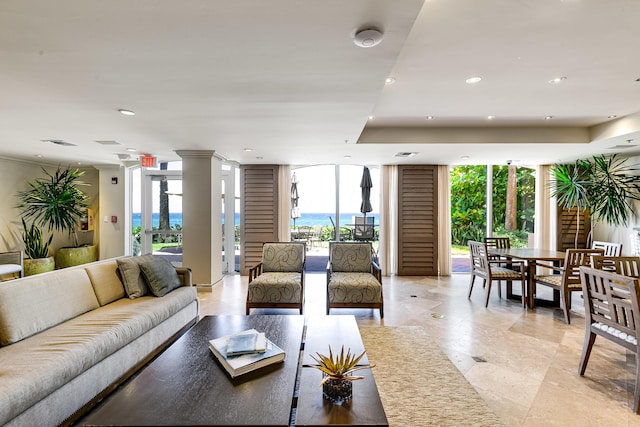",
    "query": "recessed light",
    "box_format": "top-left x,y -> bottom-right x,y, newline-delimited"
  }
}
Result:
460,155 -> 470,160
465,76 -> 482,84
244,148 -> 253,152
548,76 -> 567,84
34,154 -> 43,158
256,156 -> 263,159
608,115 -> 617,119
385,77 -> 396,85
118,109 -> 136,116
487,115 -> 495,120
344,155 -> 352,159
126,147 -> 137,152
395,152 -> 418,158
368,115 -> 375,120
545,115 -> 554,120
426,116 -> 434,120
